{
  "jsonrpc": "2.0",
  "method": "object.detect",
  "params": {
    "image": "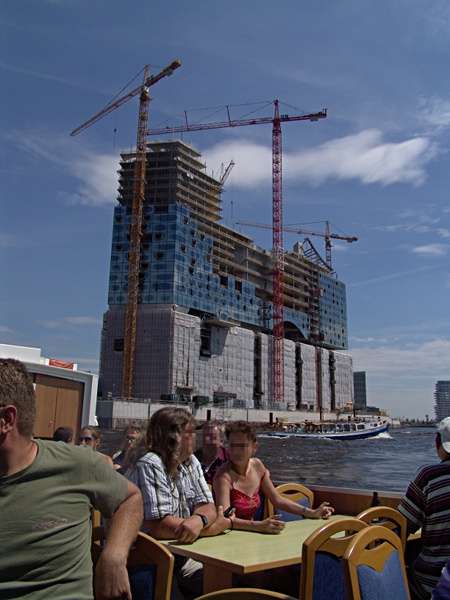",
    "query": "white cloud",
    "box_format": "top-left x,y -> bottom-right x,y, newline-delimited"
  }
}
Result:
351,338 -> 450,382
5,132 -> 119,207
412,244 -> 449,256
202,129 -> 439,189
